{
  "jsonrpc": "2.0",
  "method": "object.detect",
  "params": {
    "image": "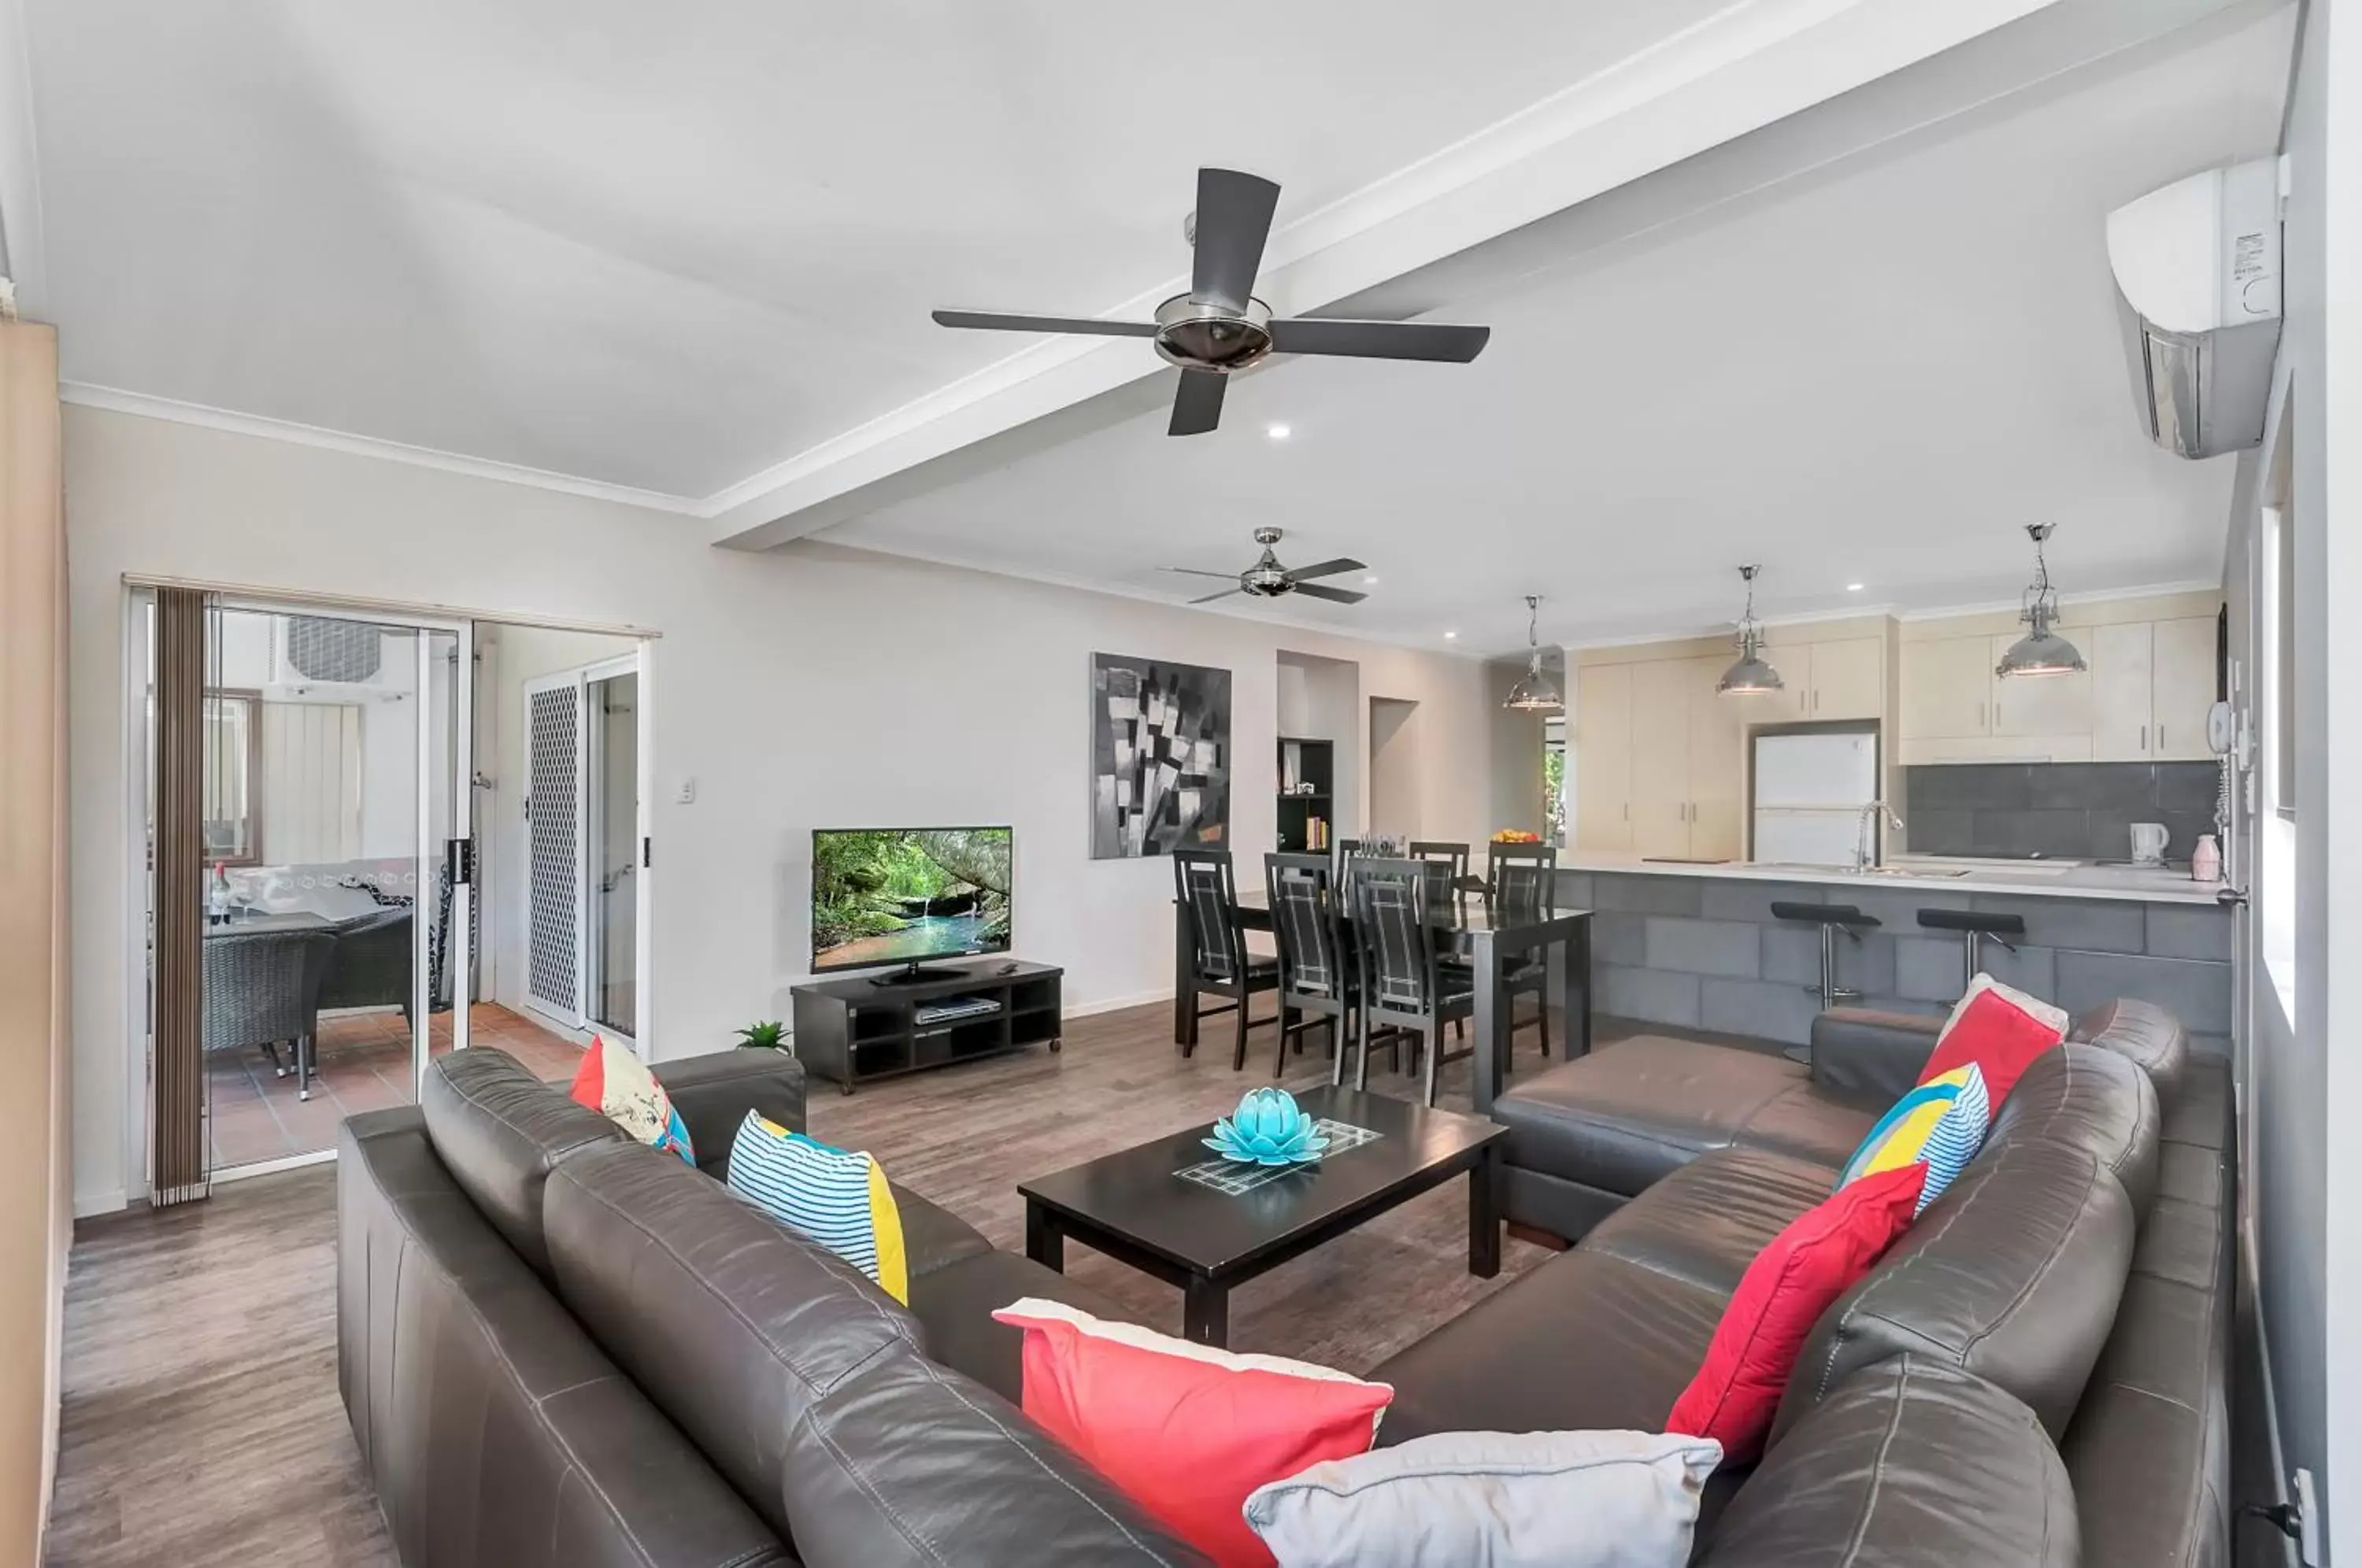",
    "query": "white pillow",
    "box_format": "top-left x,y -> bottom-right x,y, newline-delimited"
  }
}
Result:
1242,1429 -> 1721,1568
1938,972 -> 2069,1043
